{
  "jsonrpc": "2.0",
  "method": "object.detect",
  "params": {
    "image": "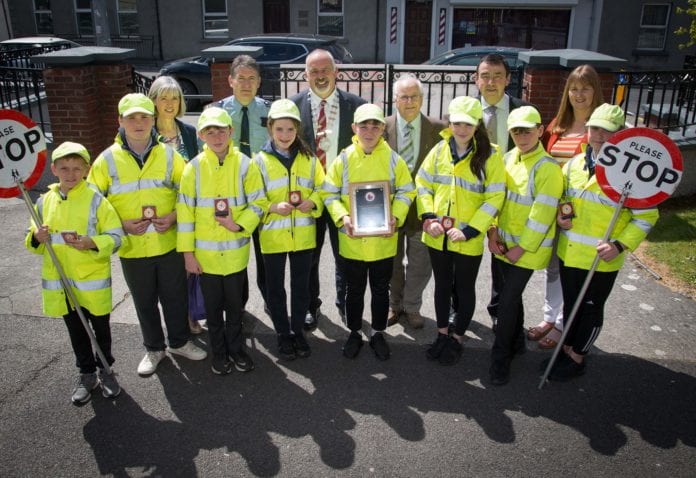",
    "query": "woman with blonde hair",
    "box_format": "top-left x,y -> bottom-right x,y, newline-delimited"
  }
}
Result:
528,64 -> 604,350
